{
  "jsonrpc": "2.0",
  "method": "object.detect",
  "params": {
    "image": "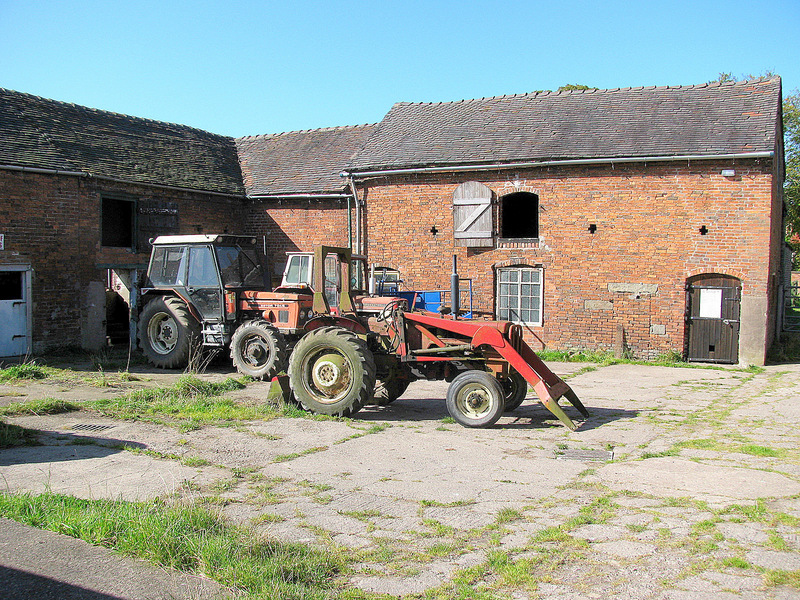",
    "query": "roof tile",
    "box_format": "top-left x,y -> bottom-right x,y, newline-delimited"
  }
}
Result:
0,88 -> 245,195
349,78 -> 781,171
